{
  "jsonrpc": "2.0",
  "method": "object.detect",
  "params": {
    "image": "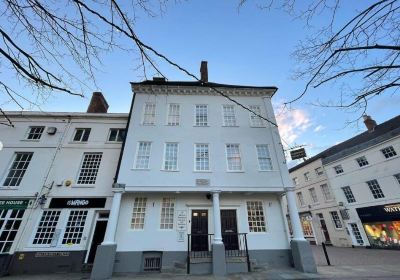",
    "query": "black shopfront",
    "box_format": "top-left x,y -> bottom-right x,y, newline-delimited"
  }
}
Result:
356,203 -> 400,249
